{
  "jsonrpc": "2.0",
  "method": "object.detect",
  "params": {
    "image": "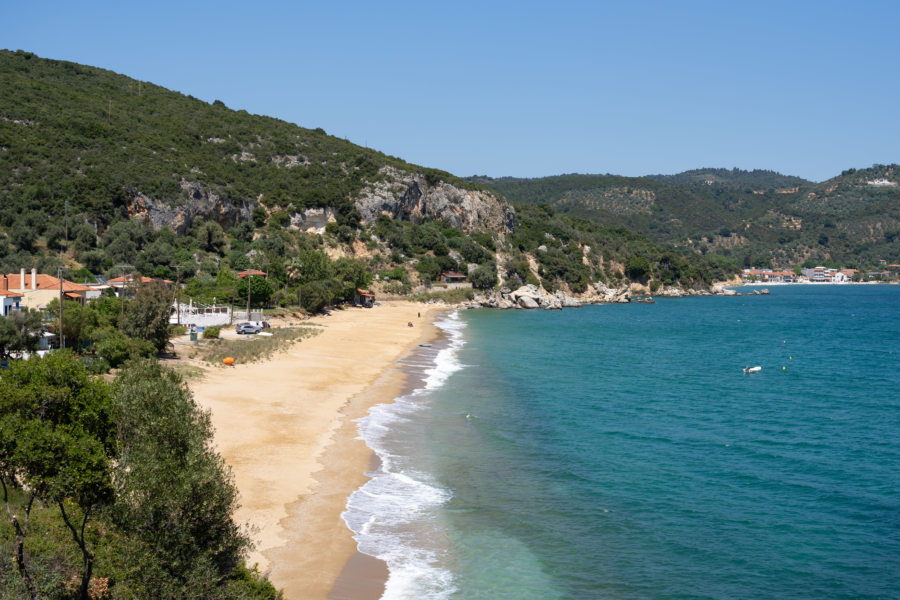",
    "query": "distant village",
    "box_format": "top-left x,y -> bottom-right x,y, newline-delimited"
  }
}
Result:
741,261 -> 900,284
